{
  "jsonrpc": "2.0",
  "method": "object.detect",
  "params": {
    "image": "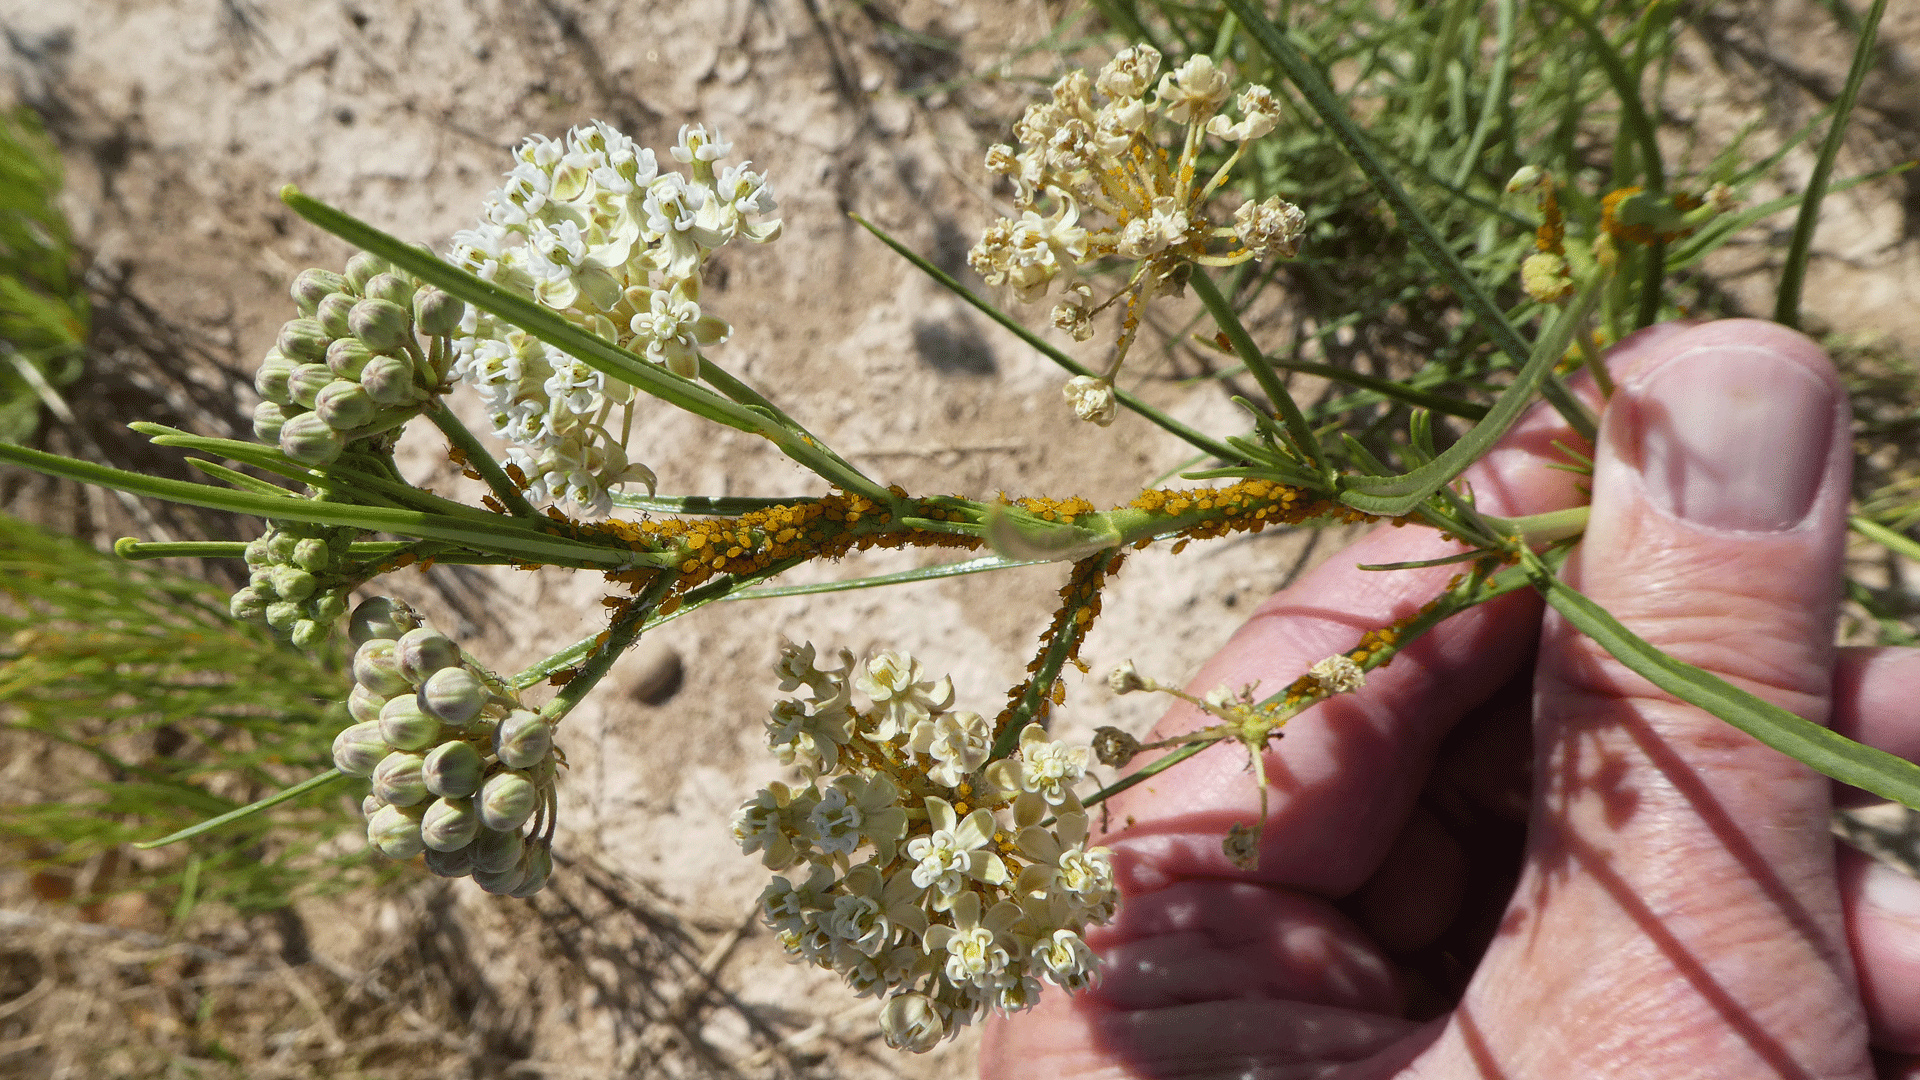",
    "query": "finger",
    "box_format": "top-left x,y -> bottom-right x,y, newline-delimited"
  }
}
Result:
1434,319 -> 1871,1076
1840,847 -> 1920,1053
1103,322 -> 1694,897
1833,647 -> 1920,775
